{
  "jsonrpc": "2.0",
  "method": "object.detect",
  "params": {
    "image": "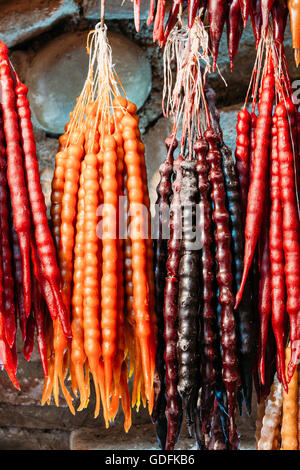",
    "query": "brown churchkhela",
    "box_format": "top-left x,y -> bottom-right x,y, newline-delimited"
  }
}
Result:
163,151 -> 184,450
194,137 -> 218,434
177,158 -> 201,436
152,135 -> 177,449
205,127 -> 240,444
